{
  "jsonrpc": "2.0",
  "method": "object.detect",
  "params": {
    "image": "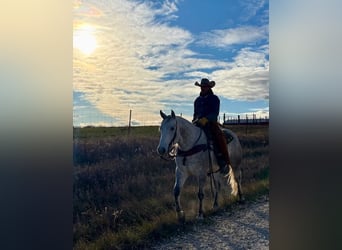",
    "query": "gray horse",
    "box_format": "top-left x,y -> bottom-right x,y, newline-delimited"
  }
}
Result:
157,110 -> 243,220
